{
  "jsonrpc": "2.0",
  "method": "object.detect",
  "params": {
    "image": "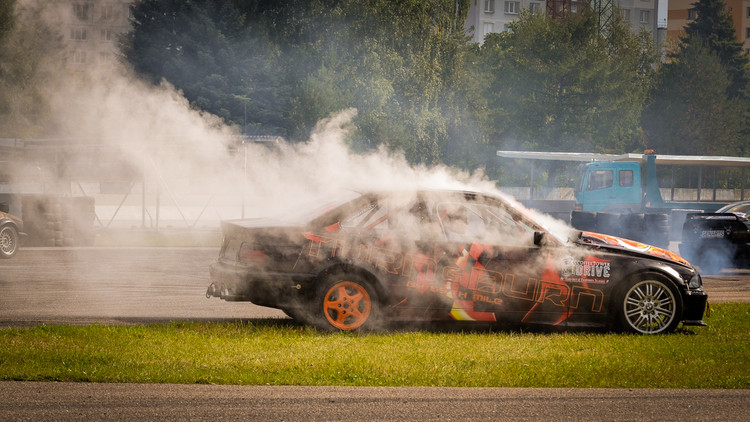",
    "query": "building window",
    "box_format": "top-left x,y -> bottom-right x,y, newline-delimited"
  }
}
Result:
505,1 -> 520,14
101,4 -> 114,20
98,52 -> 115,68
73,3 -> 90,20
72,51 -> 87,64
484,0 -> 494,13
483,22 -> 494,36
101,29 -> 114,41
529,2 -> 542,12
639,10 -> 650,24
621,9 -> 631,21
70,28 -> 87,41
746,28 -> 750,39
688,9 -> 698,20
